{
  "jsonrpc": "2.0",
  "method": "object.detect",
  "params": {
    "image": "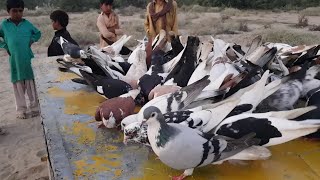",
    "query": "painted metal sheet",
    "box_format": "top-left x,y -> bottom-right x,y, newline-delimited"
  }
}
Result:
33,57 -> 320,180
